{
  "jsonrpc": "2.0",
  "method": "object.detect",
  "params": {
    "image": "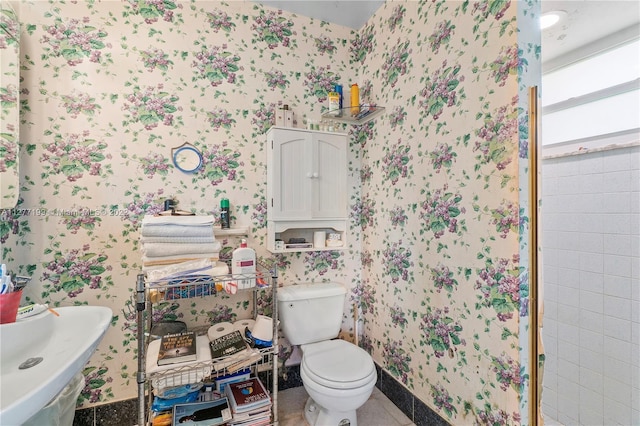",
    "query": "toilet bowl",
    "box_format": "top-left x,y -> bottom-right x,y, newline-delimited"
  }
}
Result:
300,339 -> 377,426
277,282 -> 377,426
